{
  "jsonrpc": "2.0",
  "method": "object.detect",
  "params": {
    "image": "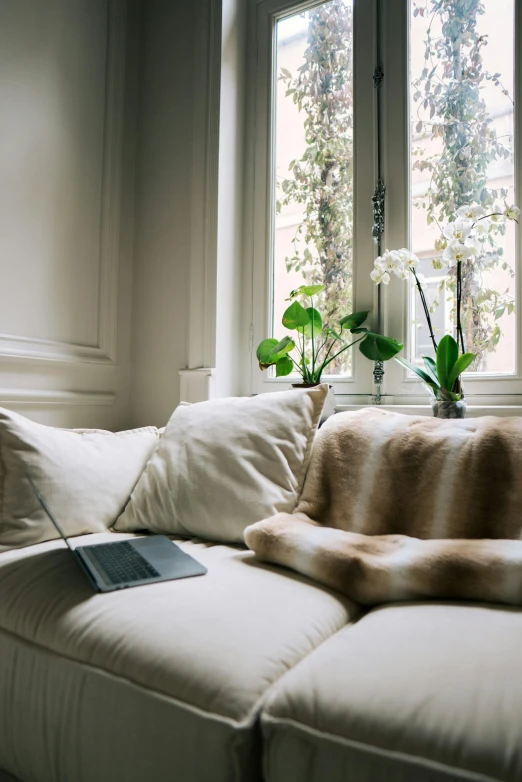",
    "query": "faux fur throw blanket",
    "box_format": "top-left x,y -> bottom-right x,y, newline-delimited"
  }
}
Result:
244,409 -> 522,606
